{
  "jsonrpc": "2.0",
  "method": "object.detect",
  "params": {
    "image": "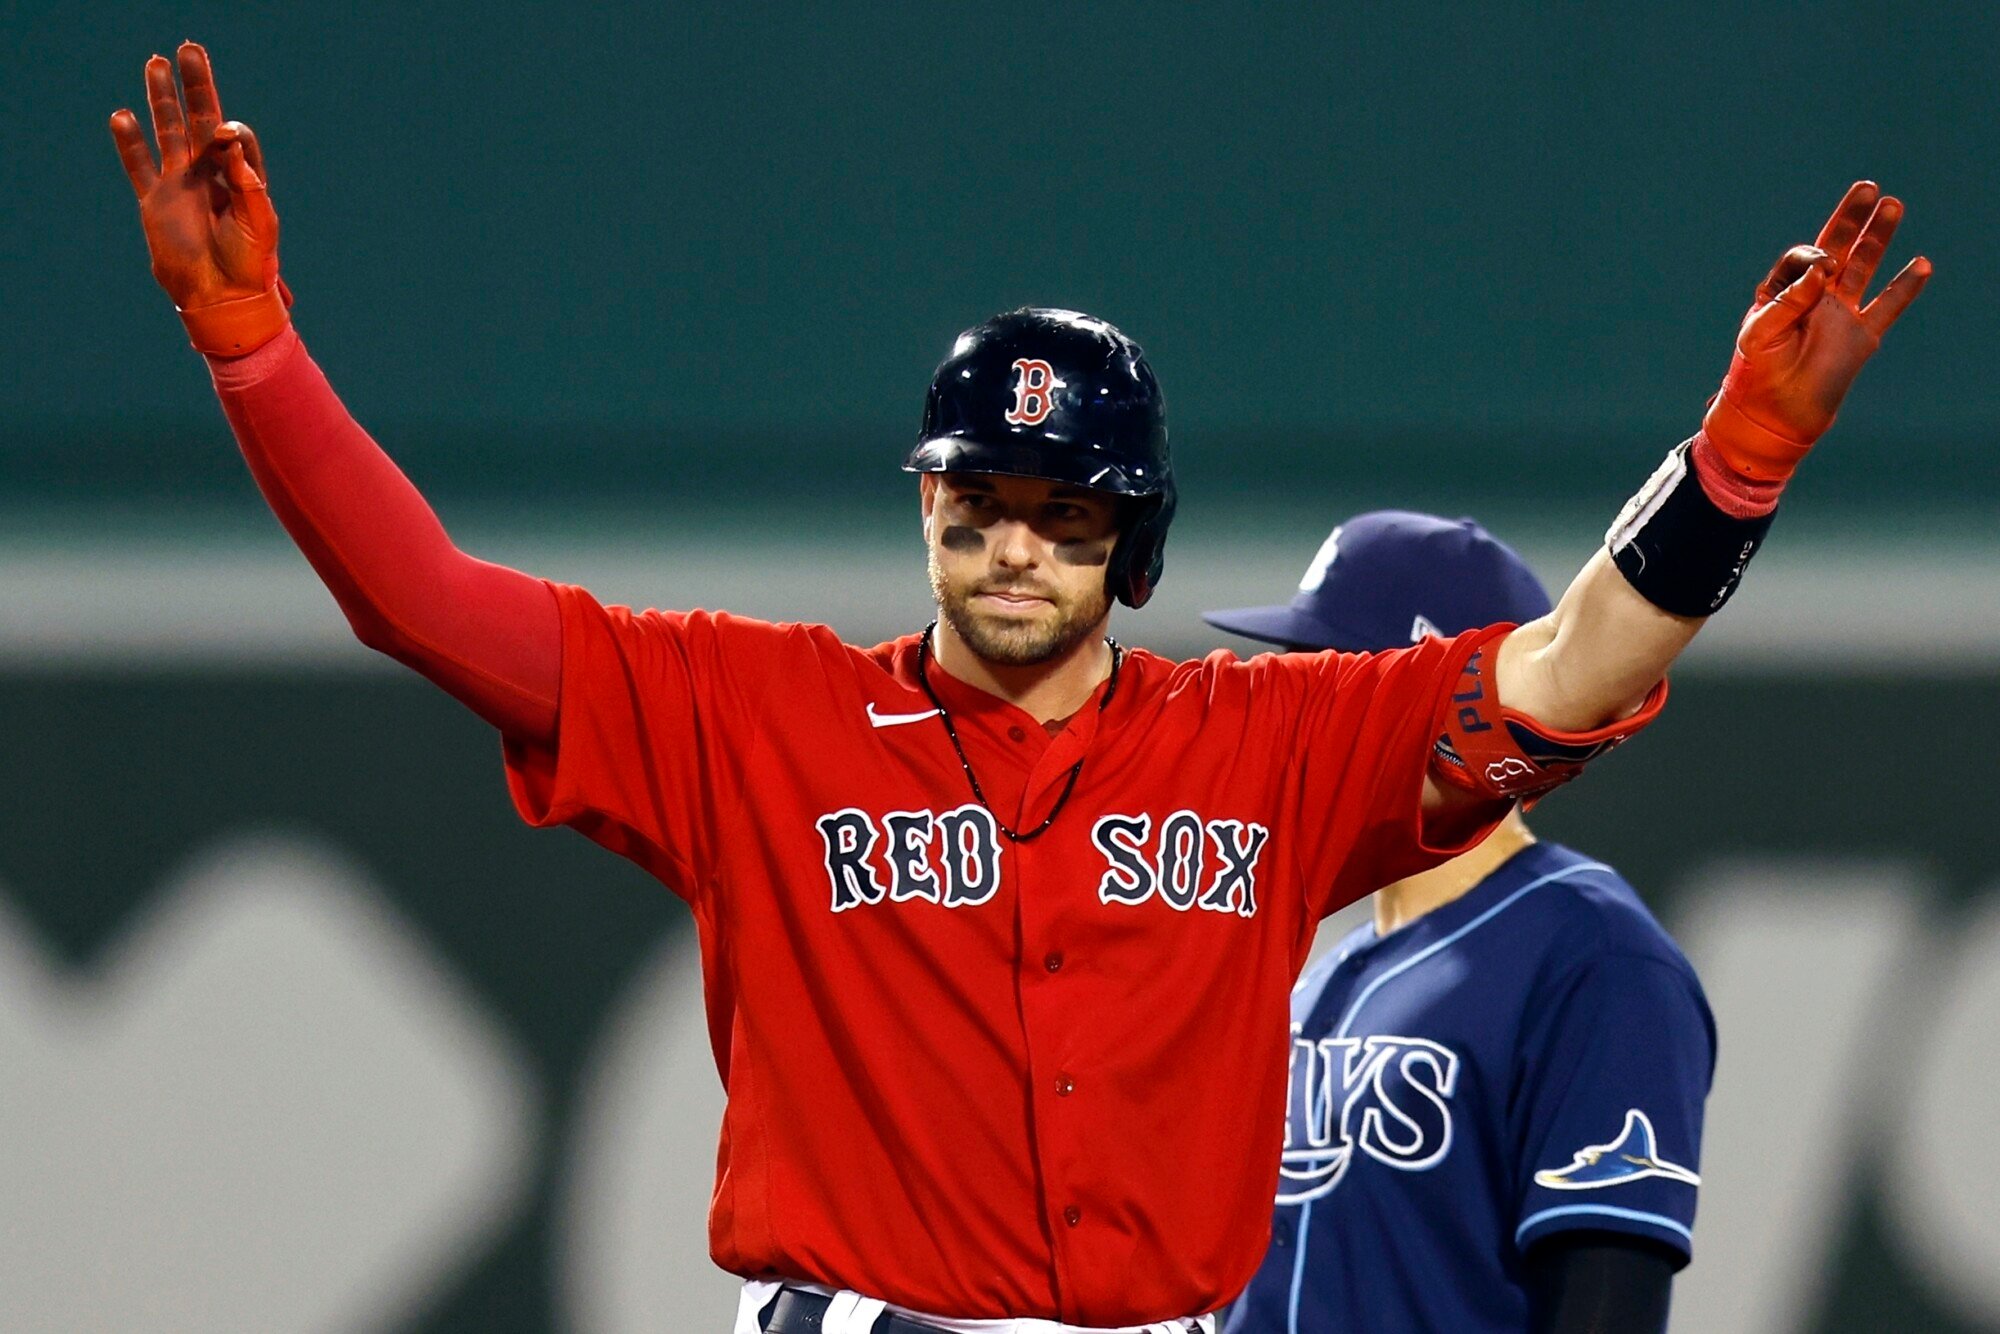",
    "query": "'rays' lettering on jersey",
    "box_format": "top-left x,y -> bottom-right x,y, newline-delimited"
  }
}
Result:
815,808 -> 1268,916
1279,1027 -> 1462,1204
